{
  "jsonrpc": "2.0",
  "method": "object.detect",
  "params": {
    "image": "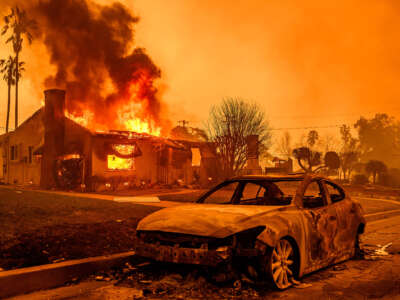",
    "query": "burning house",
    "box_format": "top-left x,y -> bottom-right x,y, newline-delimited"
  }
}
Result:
0,89 -> 218,191
0,1 -> 224,190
